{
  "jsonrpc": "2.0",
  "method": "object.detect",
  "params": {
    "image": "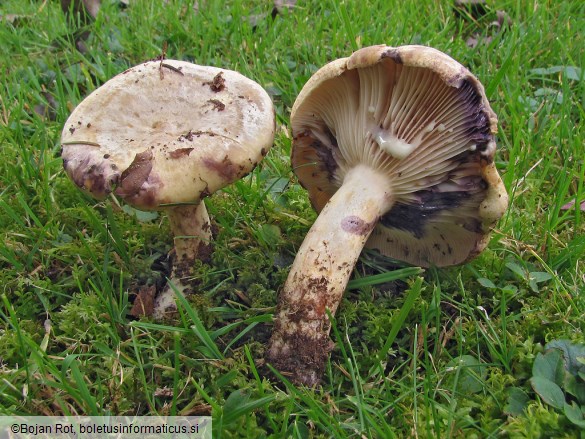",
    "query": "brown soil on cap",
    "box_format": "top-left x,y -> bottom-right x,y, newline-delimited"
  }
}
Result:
169,148 -> 194,159
114,149 -> 154,198
204,71 -> 226,92
207,99 -> 226,111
